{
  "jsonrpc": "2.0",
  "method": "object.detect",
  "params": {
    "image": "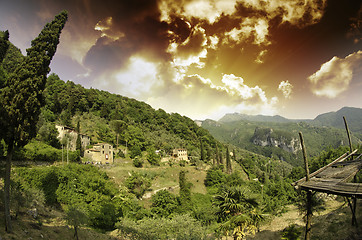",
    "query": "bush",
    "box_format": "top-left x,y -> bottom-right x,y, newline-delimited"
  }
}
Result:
204,167 -> 225,187
282,224 -> 301,240
14,164 -> 120,230
125,172 -> 151,199
147,148 -> 160,166
133,157 -> 144,168
14,140 -> 80,162
151,190 -> 179,217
